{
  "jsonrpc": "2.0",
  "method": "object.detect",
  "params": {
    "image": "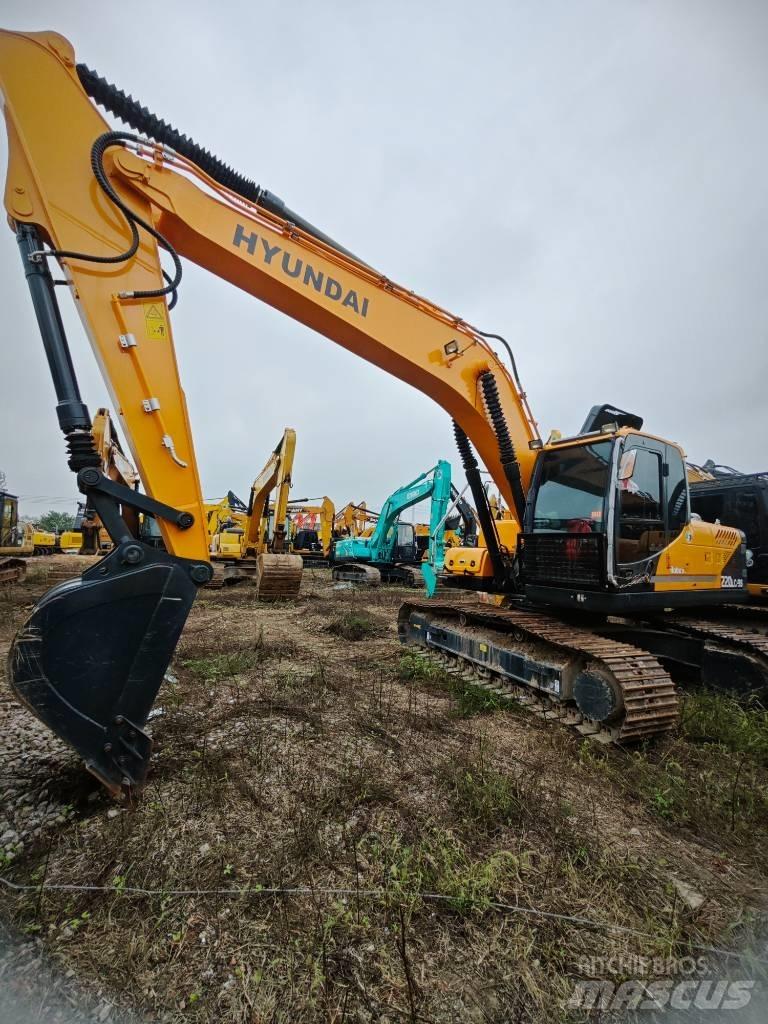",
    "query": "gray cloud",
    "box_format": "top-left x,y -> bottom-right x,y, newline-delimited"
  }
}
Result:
1,0 -> 766,519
